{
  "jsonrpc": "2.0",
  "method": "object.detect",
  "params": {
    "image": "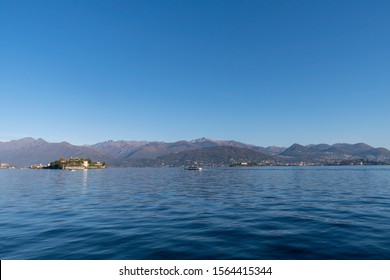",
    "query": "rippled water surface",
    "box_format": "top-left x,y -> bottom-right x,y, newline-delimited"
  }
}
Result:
1,166 -> 390,259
